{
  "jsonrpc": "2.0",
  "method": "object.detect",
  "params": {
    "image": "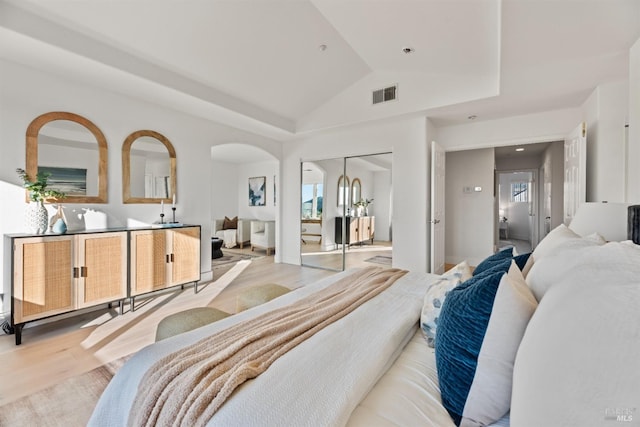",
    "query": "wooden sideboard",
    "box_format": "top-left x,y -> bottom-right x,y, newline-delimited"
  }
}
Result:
5,224 -> 200,344
334,216 -> 375,246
